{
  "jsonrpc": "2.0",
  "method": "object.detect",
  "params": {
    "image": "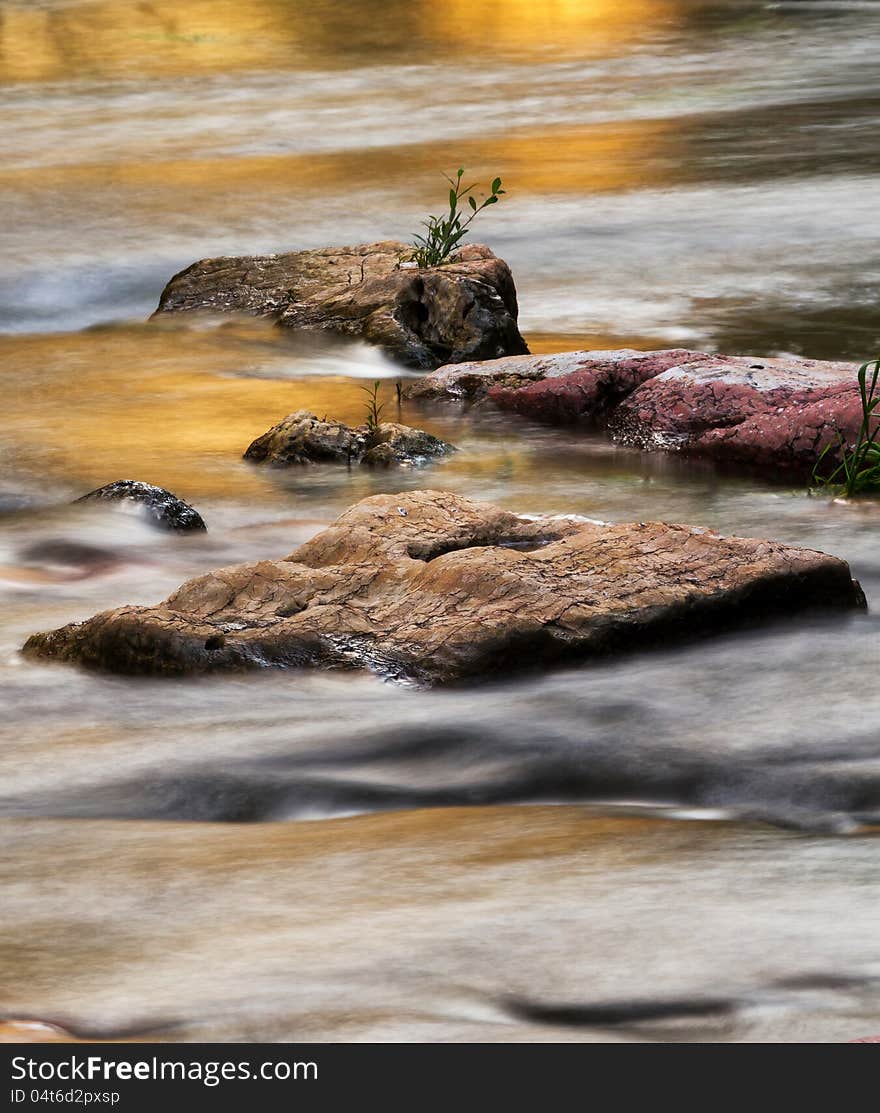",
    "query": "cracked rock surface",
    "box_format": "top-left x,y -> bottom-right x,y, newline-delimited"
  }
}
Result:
243,411 -> 454,467
409,349 -> 863,478
610,355 -> 862,477
153,241 -> 528,369
24,490 -> 864,685
408,348 -> 711,415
